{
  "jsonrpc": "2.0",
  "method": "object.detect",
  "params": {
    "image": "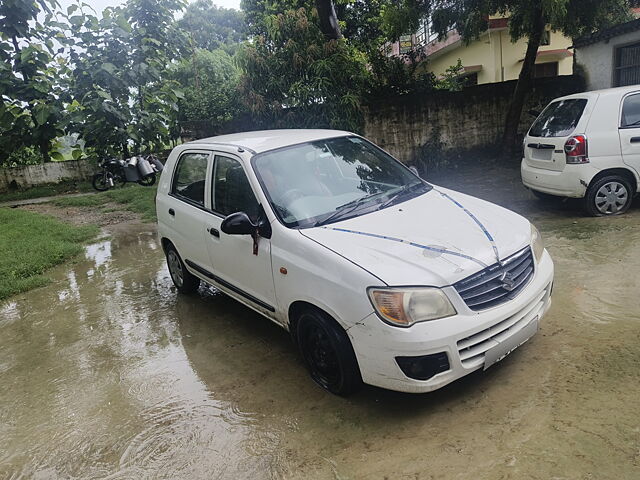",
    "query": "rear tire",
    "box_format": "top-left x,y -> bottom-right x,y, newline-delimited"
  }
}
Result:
92,173 -> 111,191
138,174 -> 156,186
584,175 -> 633,216
165,244 -> 200,294
296,308 -> 362,396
